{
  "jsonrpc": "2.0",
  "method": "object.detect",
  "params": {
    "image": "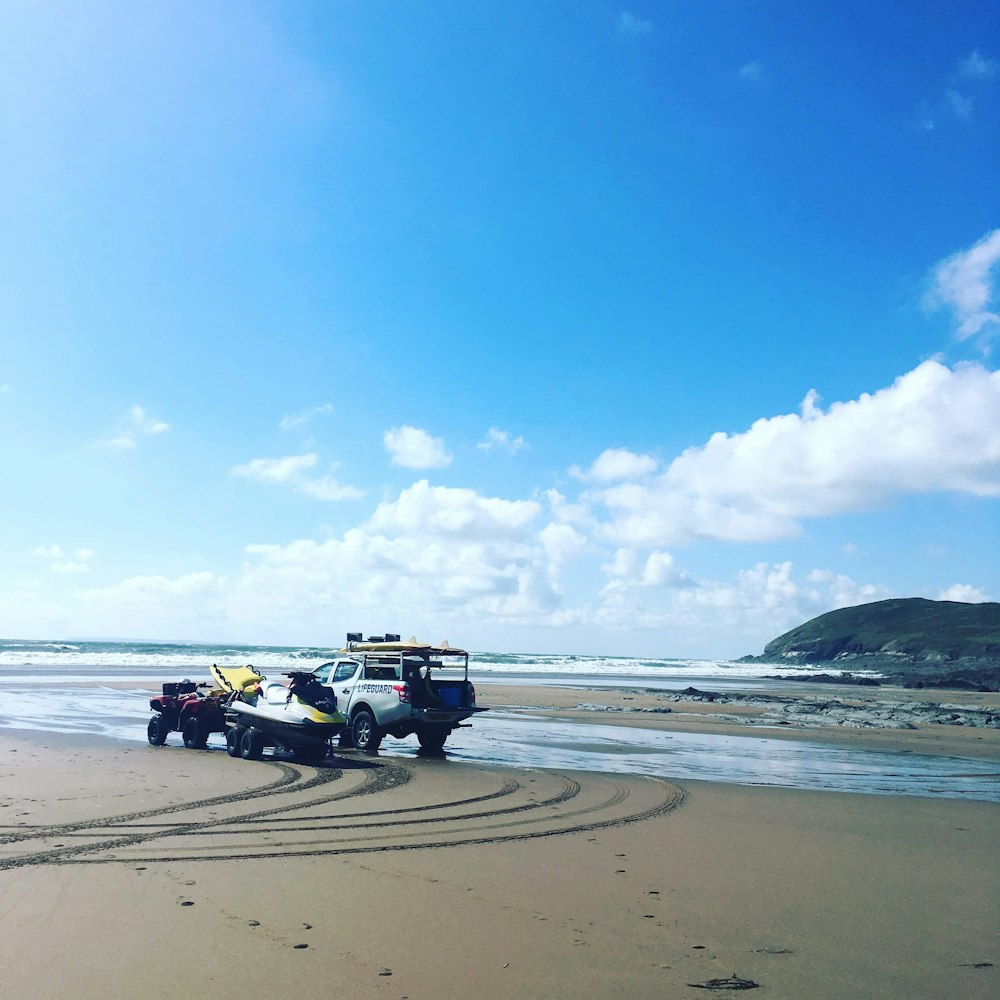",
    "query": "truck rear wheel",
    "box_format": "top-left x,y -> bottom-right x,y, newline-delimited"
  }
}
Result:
351,709 -> 382,754
417,726 -> 449,752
